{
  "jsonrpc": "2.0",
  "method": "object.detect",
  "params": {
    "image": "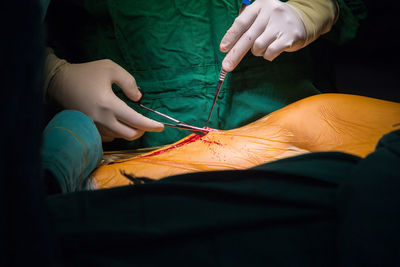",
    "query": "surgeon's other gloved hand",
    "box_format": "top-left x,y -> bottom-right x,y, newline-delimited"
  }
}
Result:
220,0 -> 339,71
42,110 -> 103,194
43,49 -> 164,142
